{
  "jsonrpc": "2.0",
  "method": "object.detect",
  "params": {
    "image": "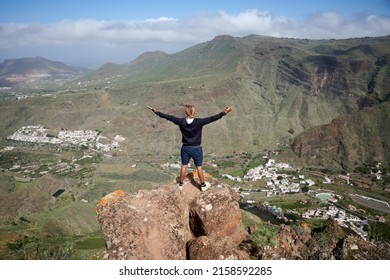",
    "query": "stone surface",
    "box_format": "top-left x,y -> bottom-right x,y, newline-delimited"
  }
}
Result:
96,175 -> 250,260
187,235 -> 250,260
96,176 -> 390,260
189,186 -> 247,244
